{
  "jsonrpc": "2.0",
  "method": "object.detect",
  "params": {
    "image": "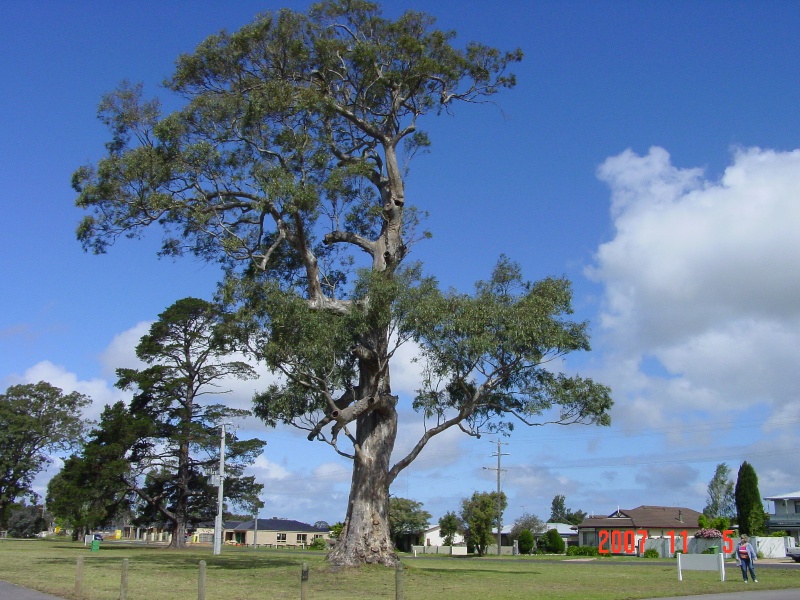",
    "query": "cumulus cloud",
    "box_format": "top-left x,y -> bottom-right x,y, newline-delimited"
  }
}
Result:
12,360 -> 126,422
589,146 -> 800,424
582,145 -> 800,506
98,321 -> 152,376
